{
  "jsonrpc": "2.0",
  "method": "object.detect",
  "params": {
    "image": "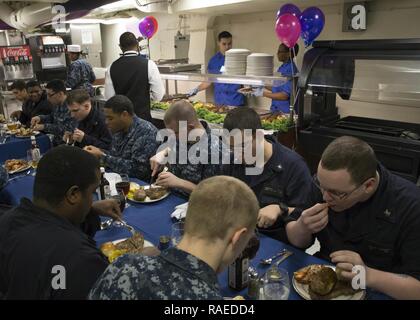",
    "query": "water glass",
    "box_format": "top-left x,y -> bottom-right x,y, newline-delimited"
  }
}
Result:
171,221 -> 184,246
260,267 -> 290,300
